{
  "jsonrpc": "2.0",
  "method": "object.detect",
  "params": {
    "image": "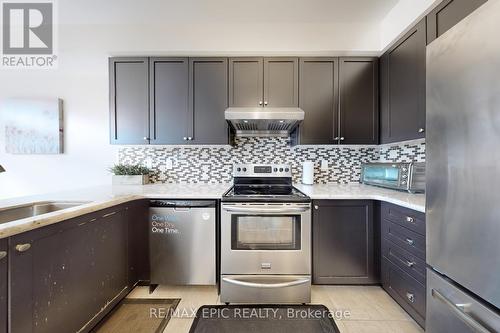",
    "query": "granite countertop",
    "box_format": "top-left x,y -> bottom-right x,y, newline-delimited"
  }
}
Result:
294,183 -> 425,212
0,183 -> 232,239
0,182 -> 424,239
